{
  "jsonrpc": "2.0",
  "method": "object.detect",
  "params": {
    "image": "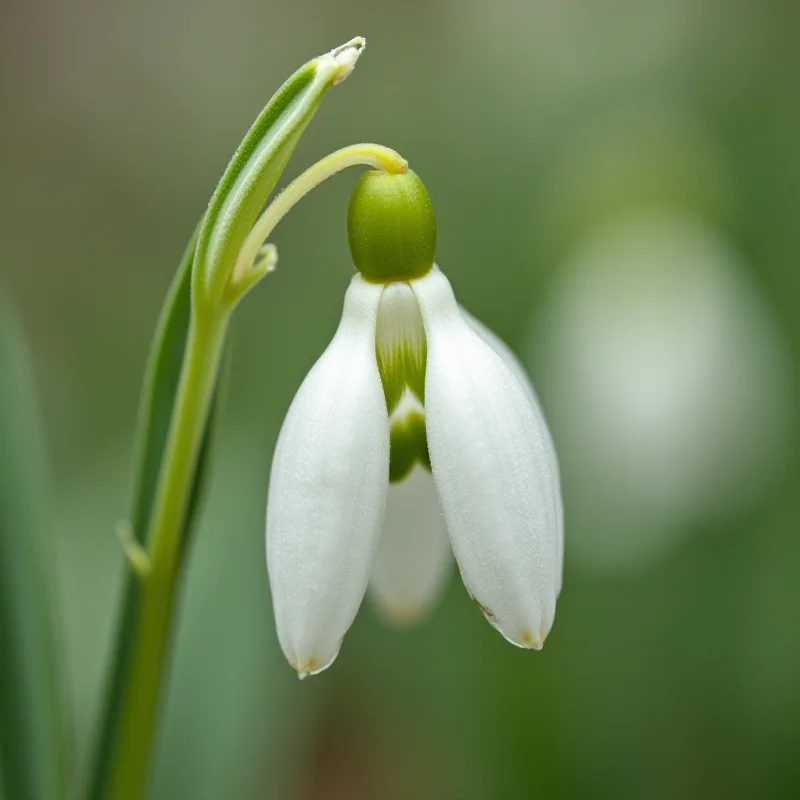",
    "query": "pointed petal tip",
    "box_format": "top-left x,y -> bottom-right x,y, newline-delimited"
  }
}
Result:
291,650 -> 338,680
492,623 -> 553,652
474,596 -> 553,651
293,657 -> 318,680
520,630 -> 546,651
